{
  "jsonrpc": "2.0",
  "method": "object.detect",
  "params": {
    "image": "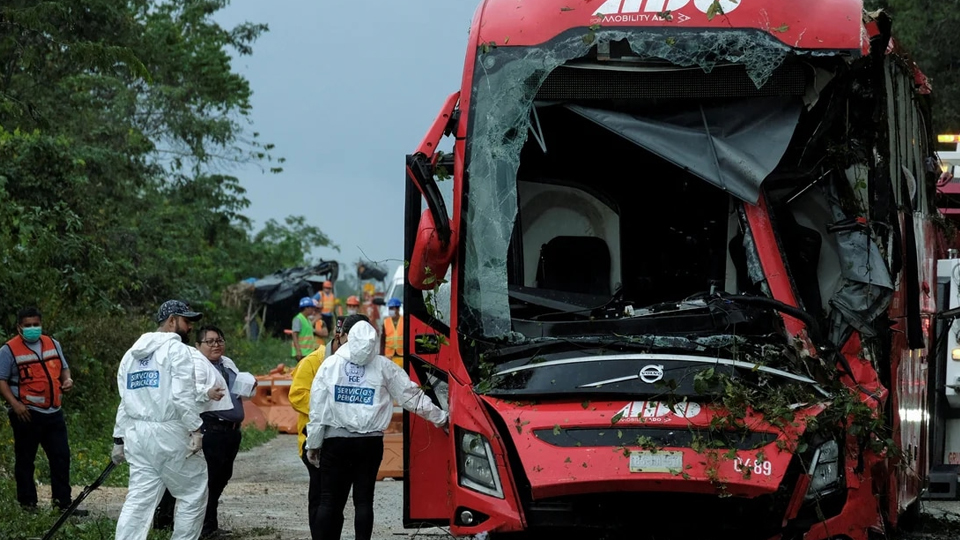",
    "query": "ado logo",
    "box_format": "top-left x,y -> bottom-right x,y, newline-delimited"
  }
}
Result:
615,400 -> 702,423
593,0 -> 742,22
